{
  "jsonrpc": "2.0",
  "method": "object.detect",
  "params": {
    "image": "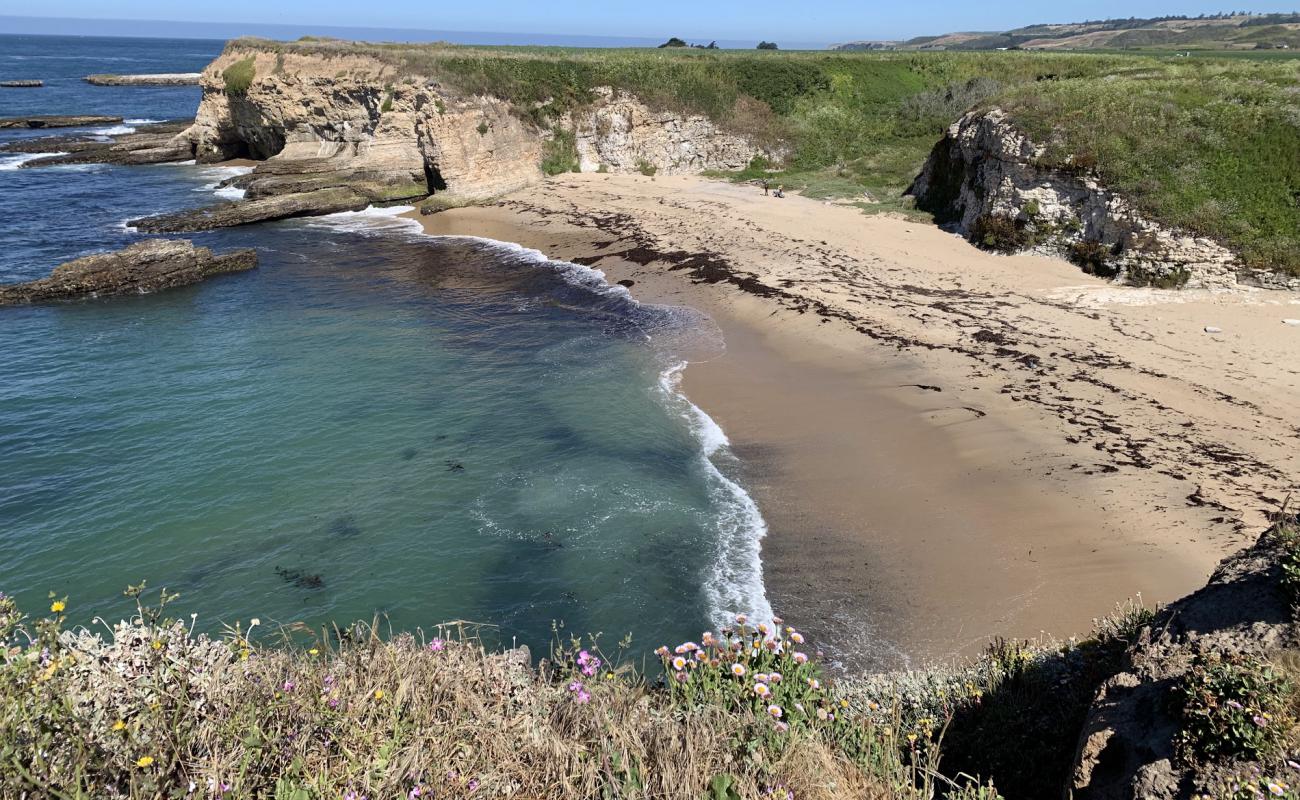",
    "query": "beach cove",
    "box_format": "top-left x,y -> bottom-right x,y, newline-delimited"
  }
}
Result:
409,172 -> 1300,668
